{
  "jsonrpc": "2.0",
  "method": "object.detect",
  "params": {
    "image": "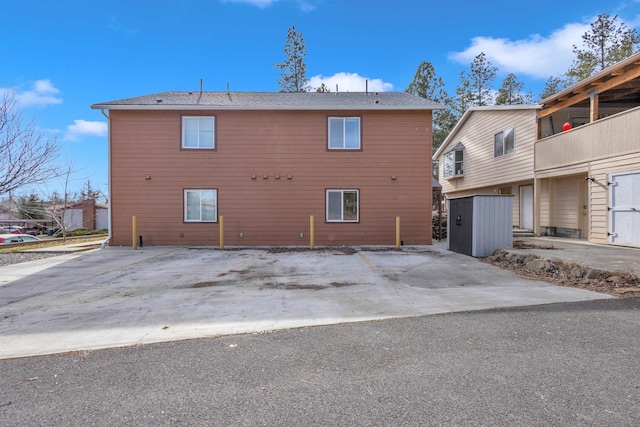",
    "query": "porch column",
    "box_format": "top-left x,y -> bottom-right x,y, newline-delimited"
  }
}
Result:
533,177 -> 541,236
590,92 -> 599,123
